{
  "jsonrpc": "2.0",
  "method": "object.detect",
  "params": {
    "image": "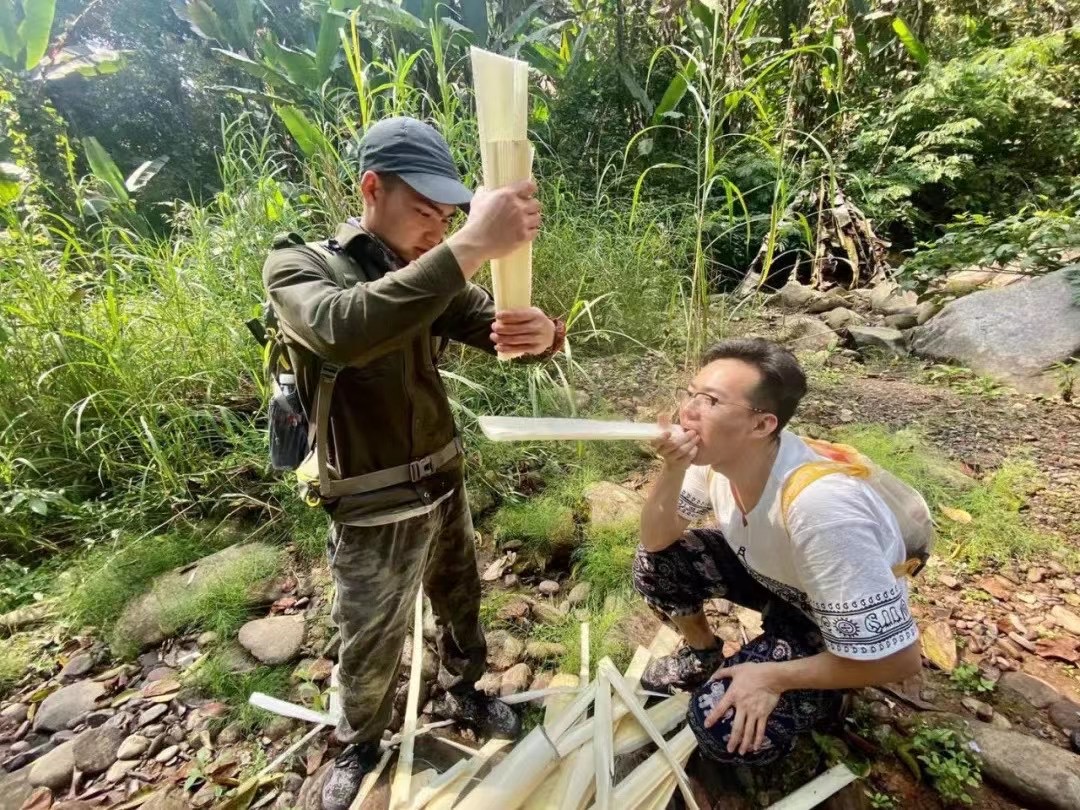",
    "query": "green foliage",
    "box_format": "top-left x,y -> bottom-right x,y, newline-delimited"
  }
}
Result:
0,0 -> 56,72
910,723 -> 982,805
492,492 -> 577,567
191,652 -> 292,733
833,425 -> 1063,565
949,663 -> 995,696
573,519 -> 638,603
